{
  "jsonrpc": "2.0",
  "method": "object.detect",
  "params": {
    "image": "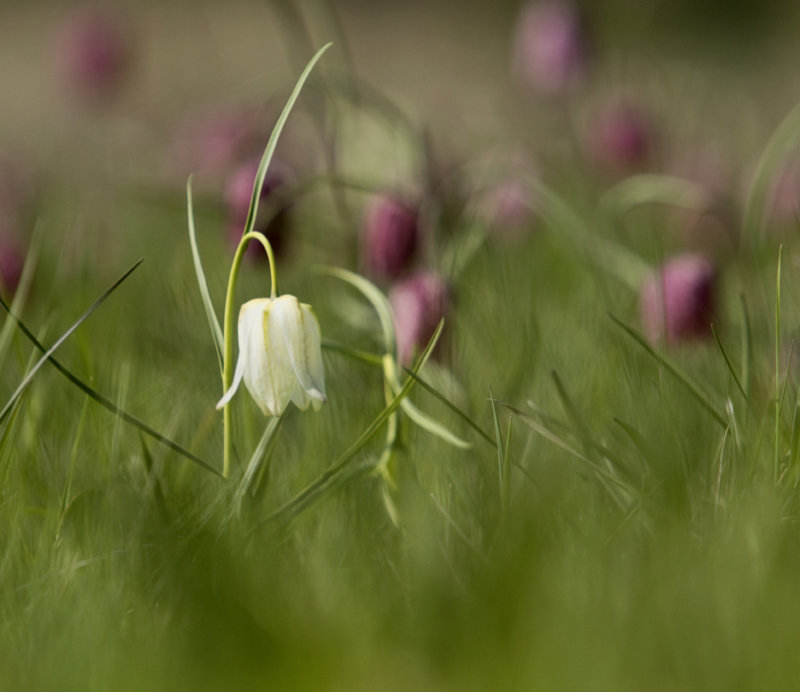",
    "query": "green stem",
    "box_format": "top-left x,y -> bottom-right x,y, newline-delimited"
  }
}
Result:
221,231 -> 278,478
